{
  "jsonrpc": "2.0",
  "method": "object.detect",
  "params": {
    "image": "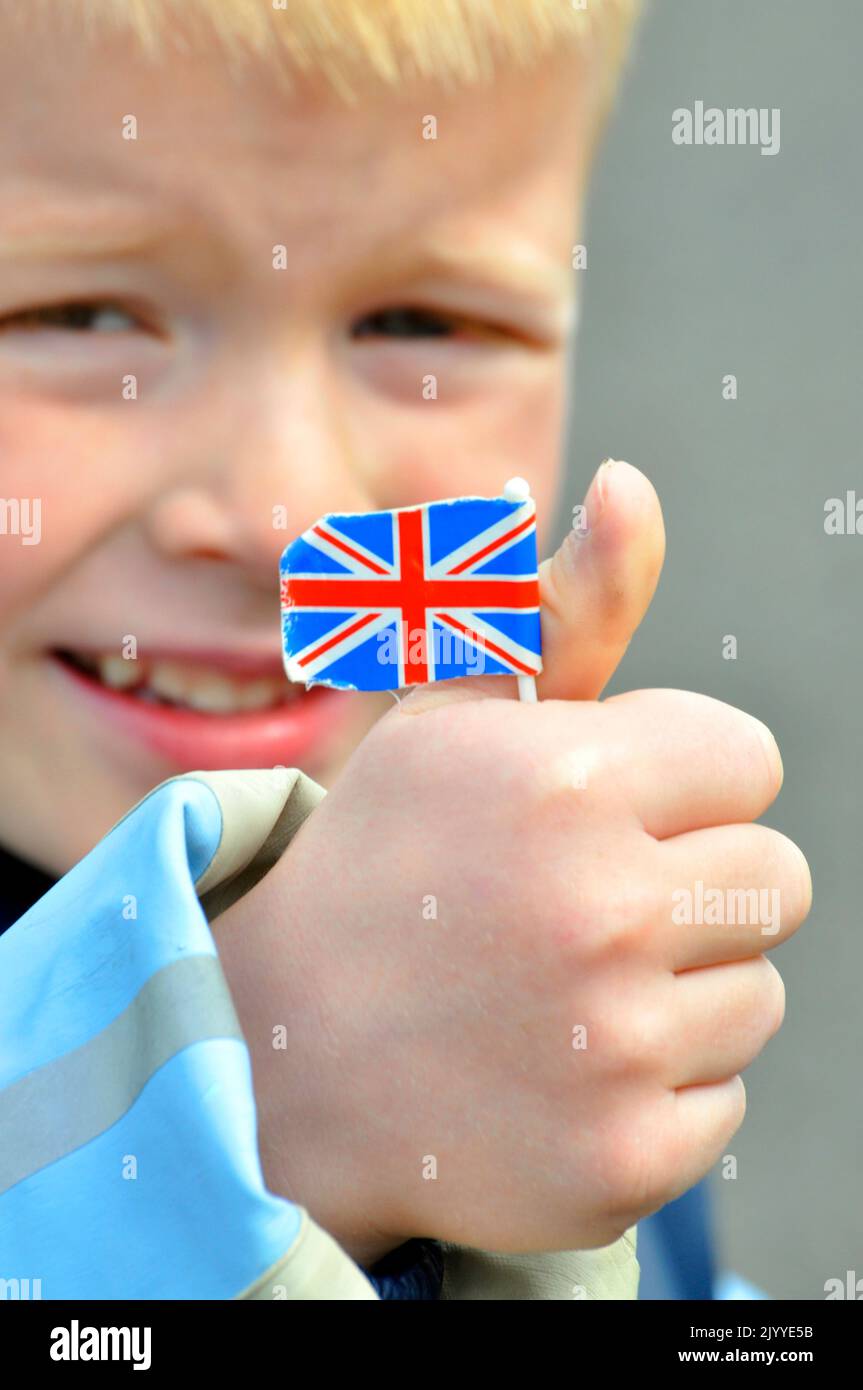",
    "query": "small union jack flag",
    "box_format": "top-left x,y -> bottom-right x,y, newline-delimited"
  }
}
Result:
280,491 -> 543,690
